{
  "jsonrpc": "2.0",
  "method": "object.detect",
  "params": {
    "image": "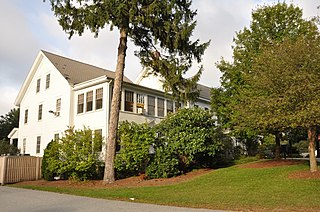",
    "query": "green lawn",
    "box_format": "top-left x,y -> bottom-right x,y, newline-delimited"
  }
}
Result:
11,161 -> 320,211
